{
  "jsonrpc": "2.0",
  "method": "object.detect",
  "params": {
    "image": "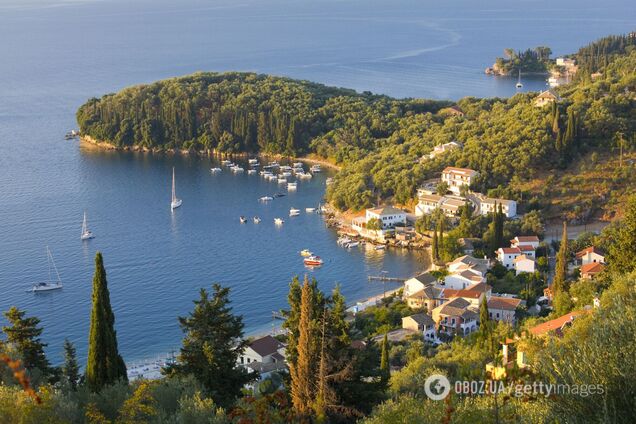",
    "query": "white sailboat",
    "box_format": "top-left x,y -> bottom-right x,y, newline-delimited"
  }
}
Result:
27,247 -> 63,292
516,70 -> 523,88
81,211 -> 95,240
170,167 -> 182,210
